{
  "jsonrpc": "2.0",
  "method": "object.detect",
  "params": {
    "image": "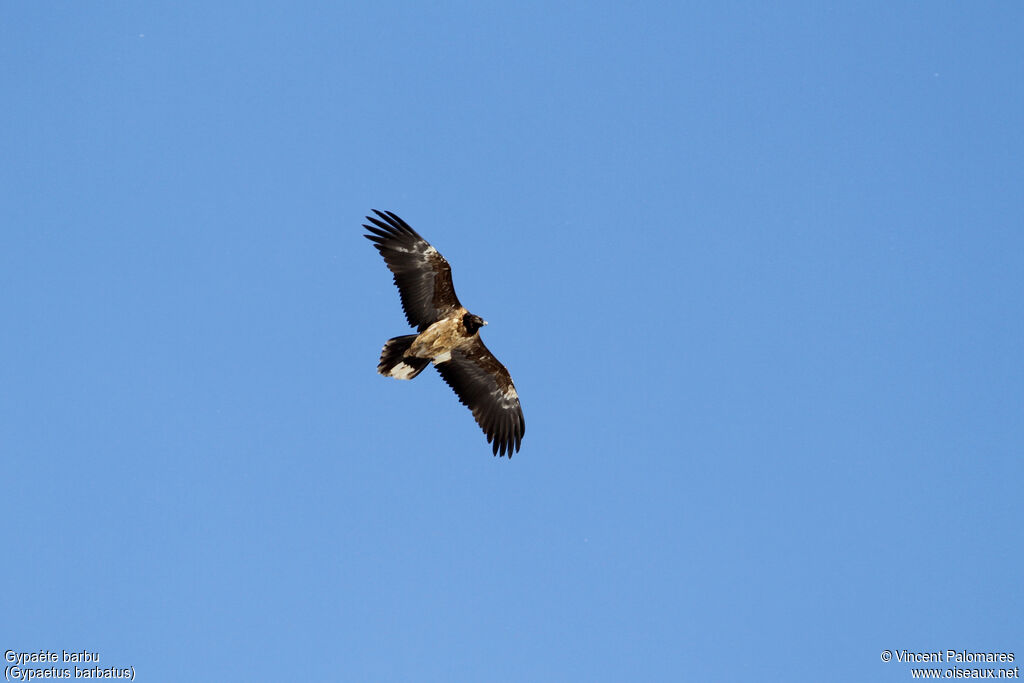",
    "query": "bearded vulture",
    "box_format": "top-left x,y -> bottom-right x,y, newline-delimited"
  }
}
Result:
363,210 -> 525,457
